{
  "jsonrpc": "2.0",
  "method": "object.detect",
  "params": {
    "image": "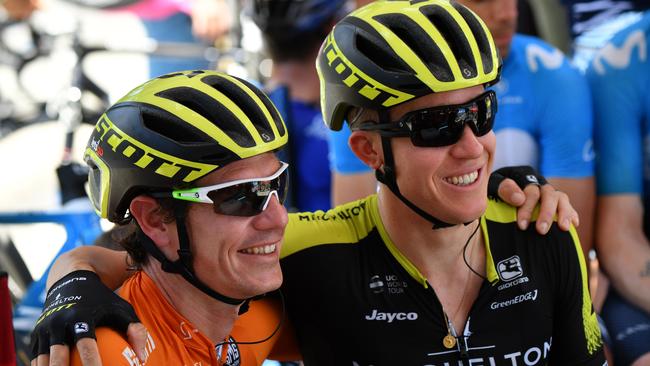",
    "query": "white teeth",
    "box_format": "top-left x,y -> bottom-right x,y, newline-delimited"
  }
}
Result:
240,244 -> 276,255
445,171 -> 478,186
